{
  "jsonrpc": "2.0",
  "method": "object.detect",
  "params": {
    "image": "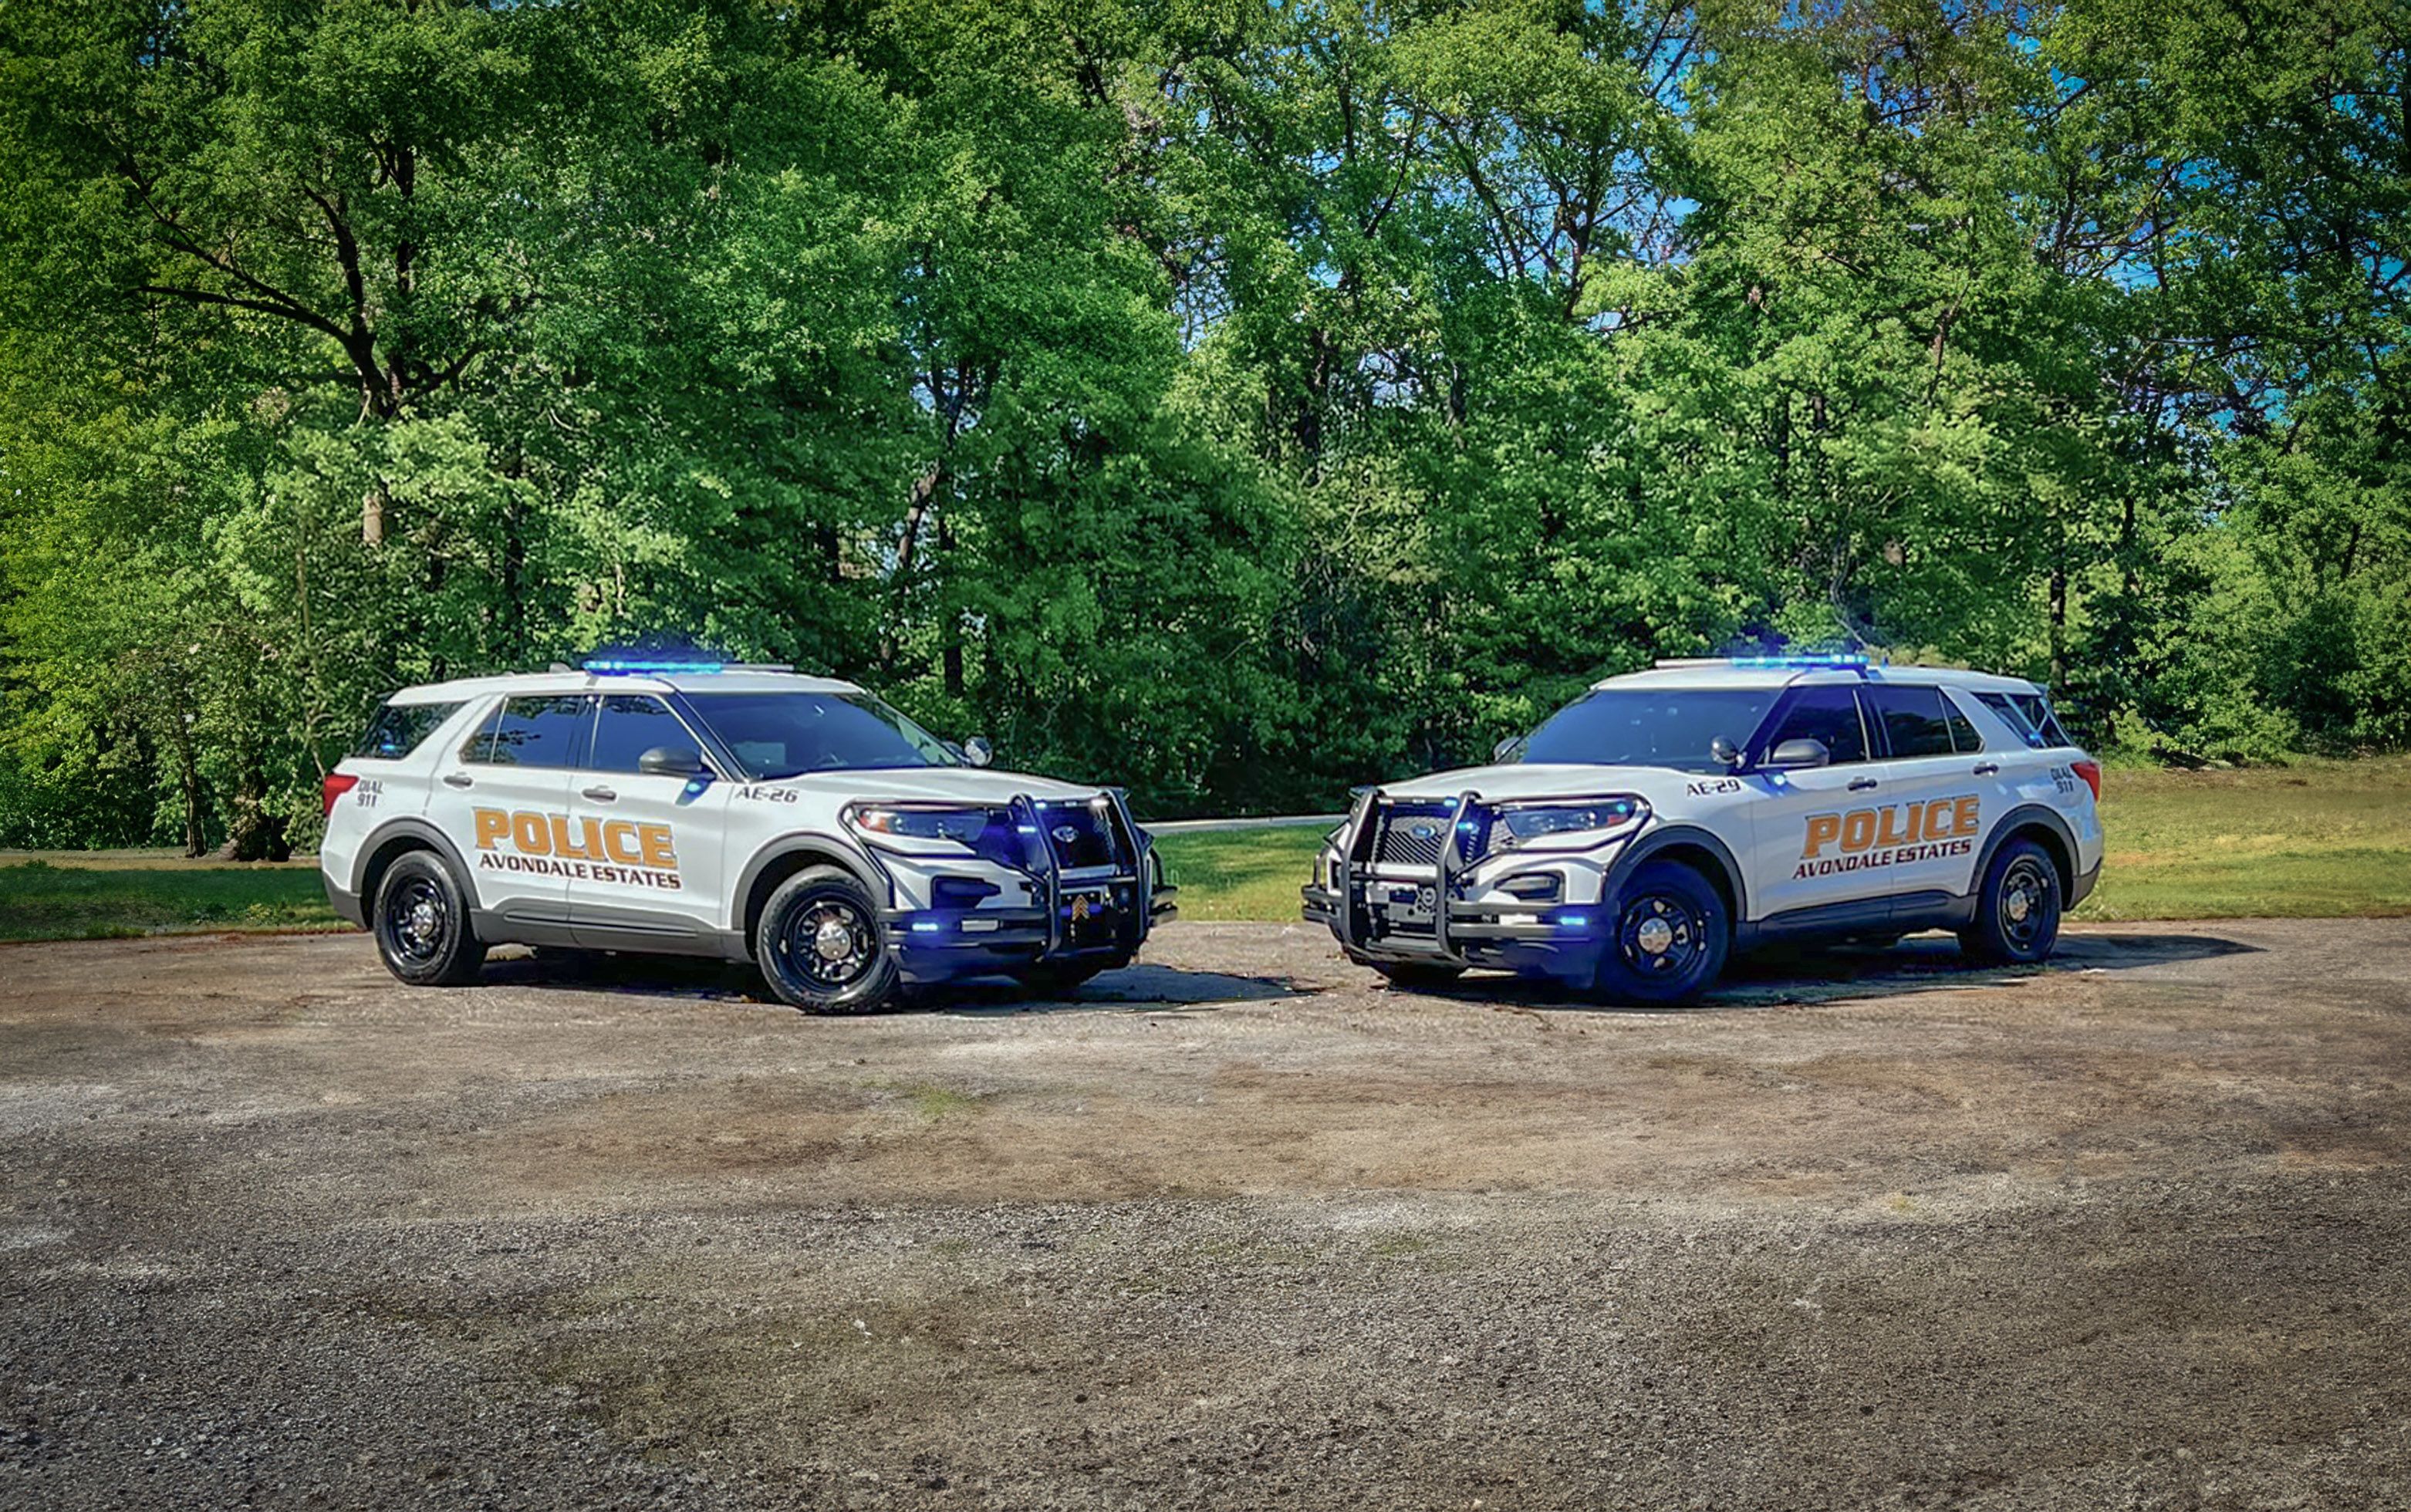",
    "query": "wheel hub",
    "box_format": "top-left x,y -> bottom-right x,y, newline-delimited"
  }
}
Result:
1634,916 -> 1676,955
2004,886 -> 2032,923
813,917 -> 856,962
